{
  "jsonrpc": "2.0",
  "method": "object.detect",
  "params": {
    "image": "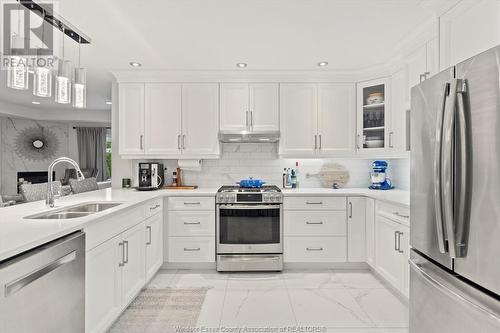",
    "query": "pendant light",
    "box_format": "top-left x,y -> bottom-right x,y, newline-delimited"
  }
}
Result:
55,27 -> 71,104
72,37 -> 86,108
33,10 -> 52,97
7,4 -> 28,90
